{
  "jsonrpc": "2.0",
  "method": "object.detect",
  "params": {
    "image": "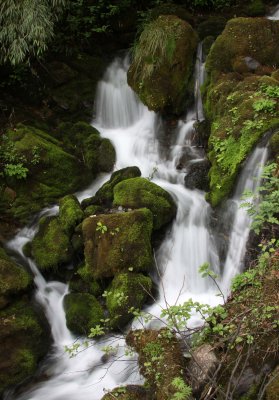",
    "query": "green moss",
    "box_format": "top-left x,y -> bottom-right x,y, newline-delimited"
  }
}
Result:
59,194 -> 84,235
0,247 -> 31,297
22,241 -> 32,258
5,124 -> 91,222
84,205 -> 104,218
113,177 -> 176,230
82,209 -> 154,278
245,0 -> 265,17
88,166 -> 142,207
106,273 -> 152,329
206,18 -> 279,77
97,139 -> 116,172
69,264 -> 102,297
204,69 -> 279,205
32,216 -> 73,270
266,366 -> 279,400
101,385 -> 151,400
128,15 -> 198,115
0,300 -> 49,392
64,293 -> 104,335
